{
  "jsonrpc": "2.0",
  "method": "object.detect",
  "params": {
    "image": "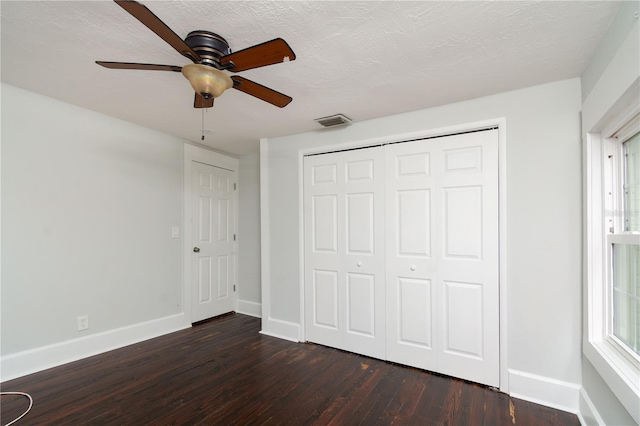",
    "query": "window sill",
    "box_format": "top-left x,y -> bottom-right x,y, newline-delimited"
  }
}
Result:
584,339 -> 640,423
